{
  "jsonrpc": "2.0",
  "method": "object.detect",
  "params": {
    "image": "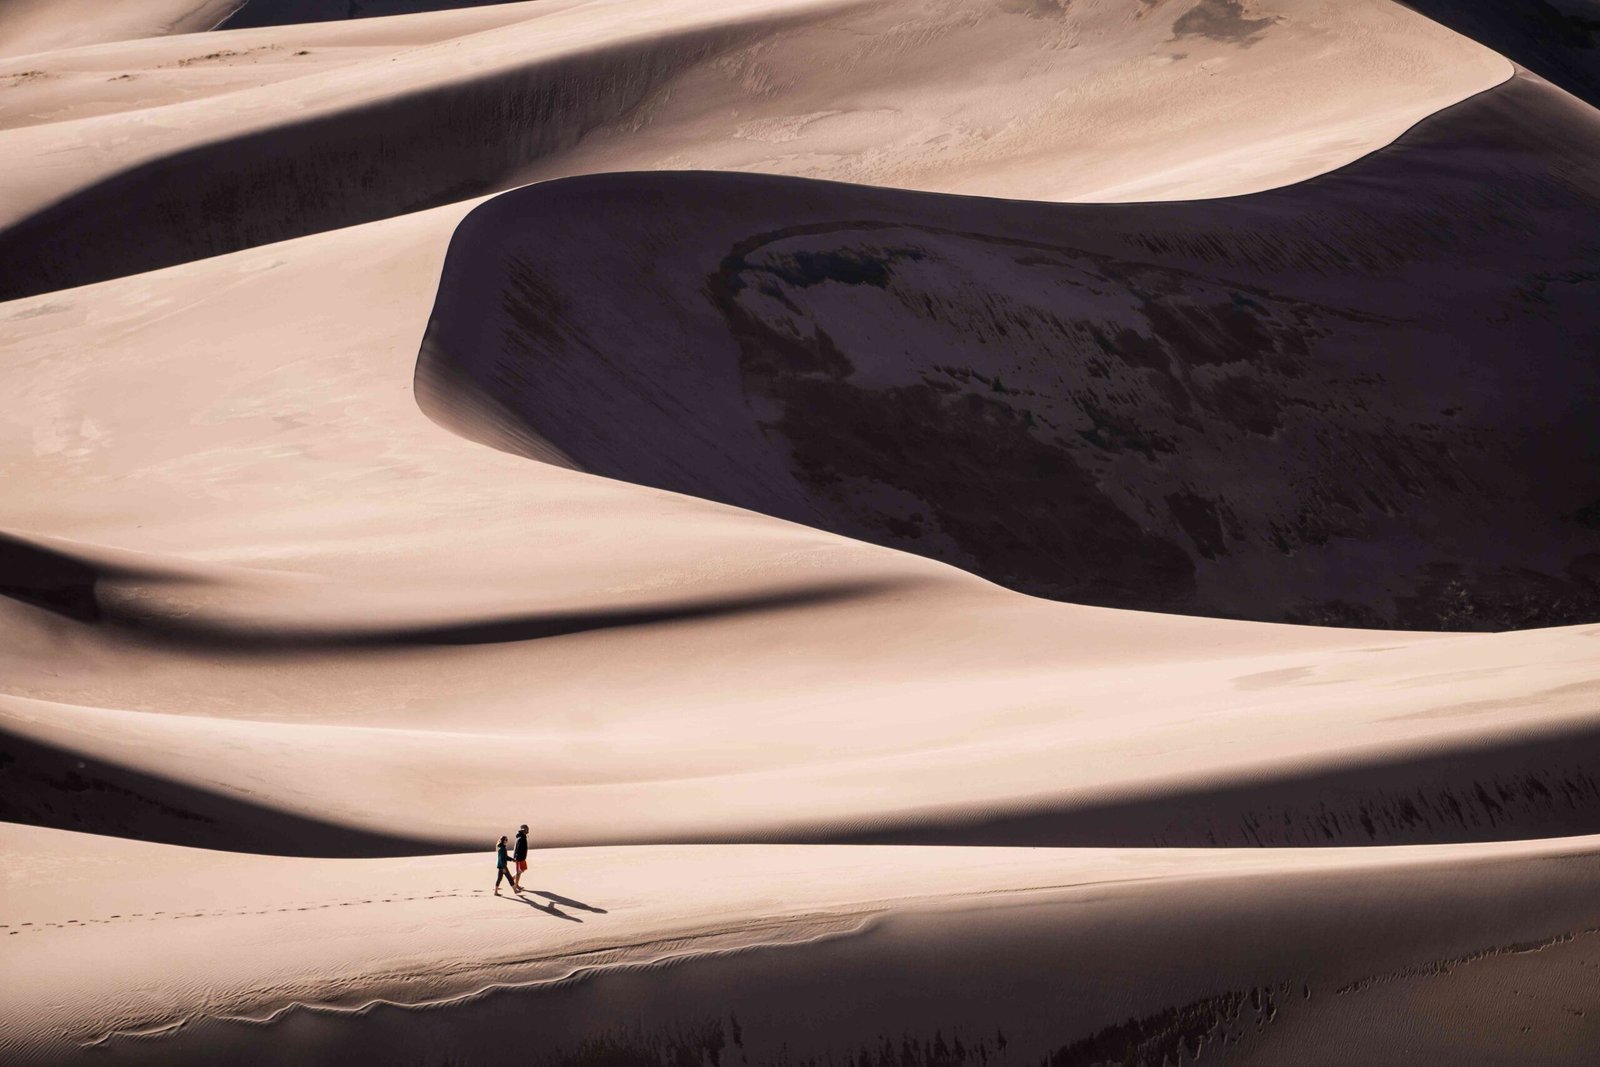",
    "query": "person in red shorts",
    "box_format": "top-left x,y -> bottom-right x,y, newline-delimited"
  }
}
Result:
512,824 -> 529,892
